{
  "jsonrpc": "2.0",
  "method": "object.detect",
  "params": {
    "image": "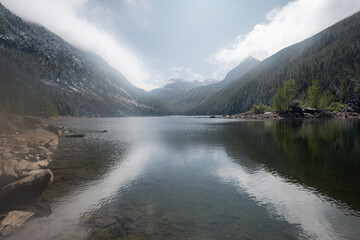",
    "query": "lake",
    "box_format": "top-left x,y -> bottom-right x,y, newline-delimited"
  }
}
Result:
4,117 -> 360,240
